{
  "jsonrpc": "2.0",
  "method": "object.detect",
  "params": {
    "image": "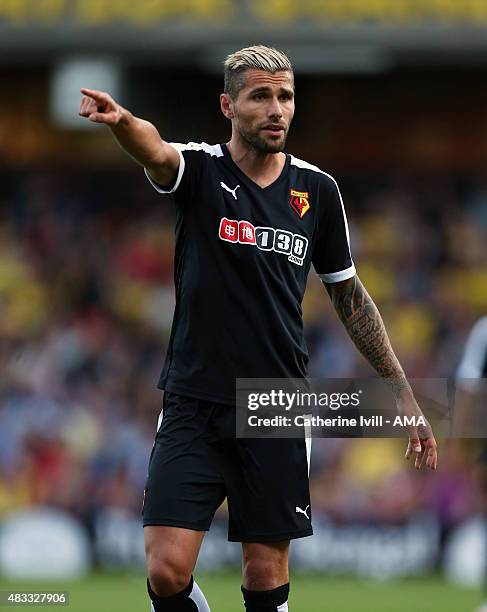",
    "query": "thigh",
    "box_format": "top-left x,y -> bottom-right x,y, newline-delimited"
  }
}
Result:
225,437 -> 312,542
143,392 -> 226,531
